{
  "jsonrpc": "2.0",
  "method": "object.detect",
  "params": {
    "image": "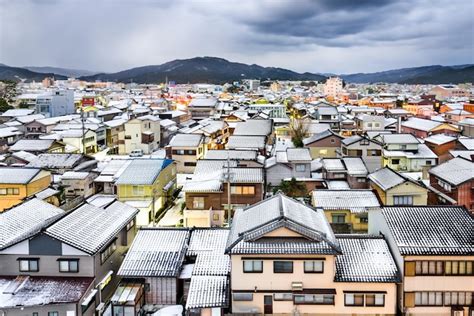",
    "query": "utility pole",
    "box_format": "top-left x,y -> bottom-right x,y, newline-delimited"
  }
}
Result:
225,152 -> 232,227
81,106 -> 86,154
152,188 -> 157,227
